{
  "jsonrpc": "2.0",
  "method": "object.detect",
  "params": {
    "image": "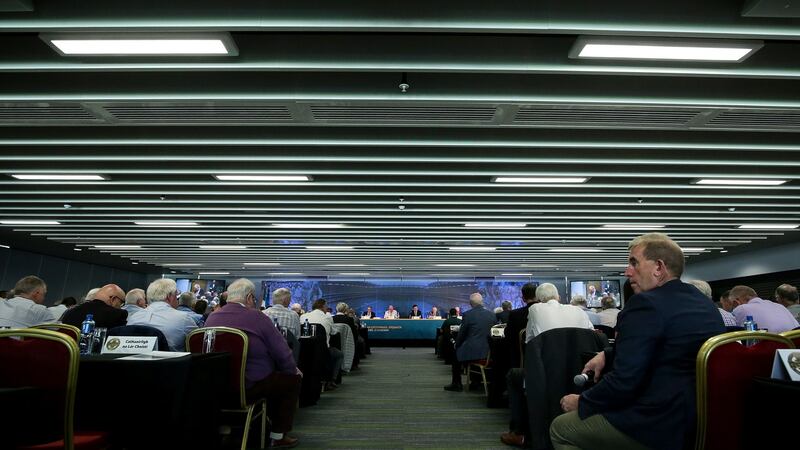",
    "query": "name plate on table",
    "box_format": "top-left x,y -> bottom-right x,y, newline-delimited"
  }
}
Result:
101,336 -> 157,354
771,349 -> 800,382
